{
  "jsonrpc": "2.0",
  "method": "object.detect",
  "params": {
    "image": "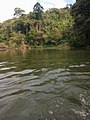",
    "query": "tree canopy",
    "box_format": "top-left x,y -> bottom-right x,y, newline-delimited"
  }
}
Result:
14,8 -> 25,17
0,1 -> 89,49
33,2 -> 43,20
